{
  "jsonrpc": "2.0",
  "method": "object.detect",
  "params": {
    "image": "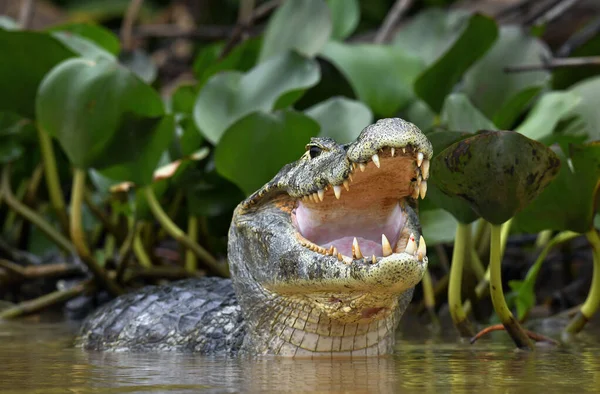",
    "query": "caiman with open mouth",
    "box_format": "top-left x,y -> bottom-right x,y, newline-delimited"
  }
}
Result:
78,118 -> 433,357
